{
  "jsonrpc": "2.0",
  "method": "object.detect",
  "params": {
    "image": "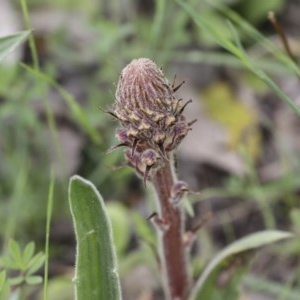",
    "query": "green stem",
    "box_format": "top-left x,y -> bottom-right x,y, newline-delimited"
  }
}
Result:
20,0 -> 39,70
43,168 -> 55,300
